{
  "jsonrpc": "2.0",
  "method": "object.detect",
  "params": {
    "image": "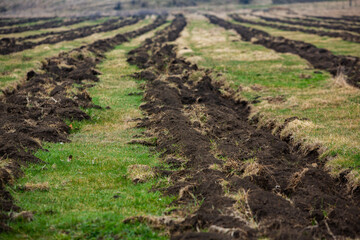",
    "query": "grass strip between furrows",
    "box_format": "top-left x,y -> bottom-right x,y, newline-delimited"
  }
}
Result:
177,16 -> 360,185
0,18 -> 151,90
1,22 -> 172,240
